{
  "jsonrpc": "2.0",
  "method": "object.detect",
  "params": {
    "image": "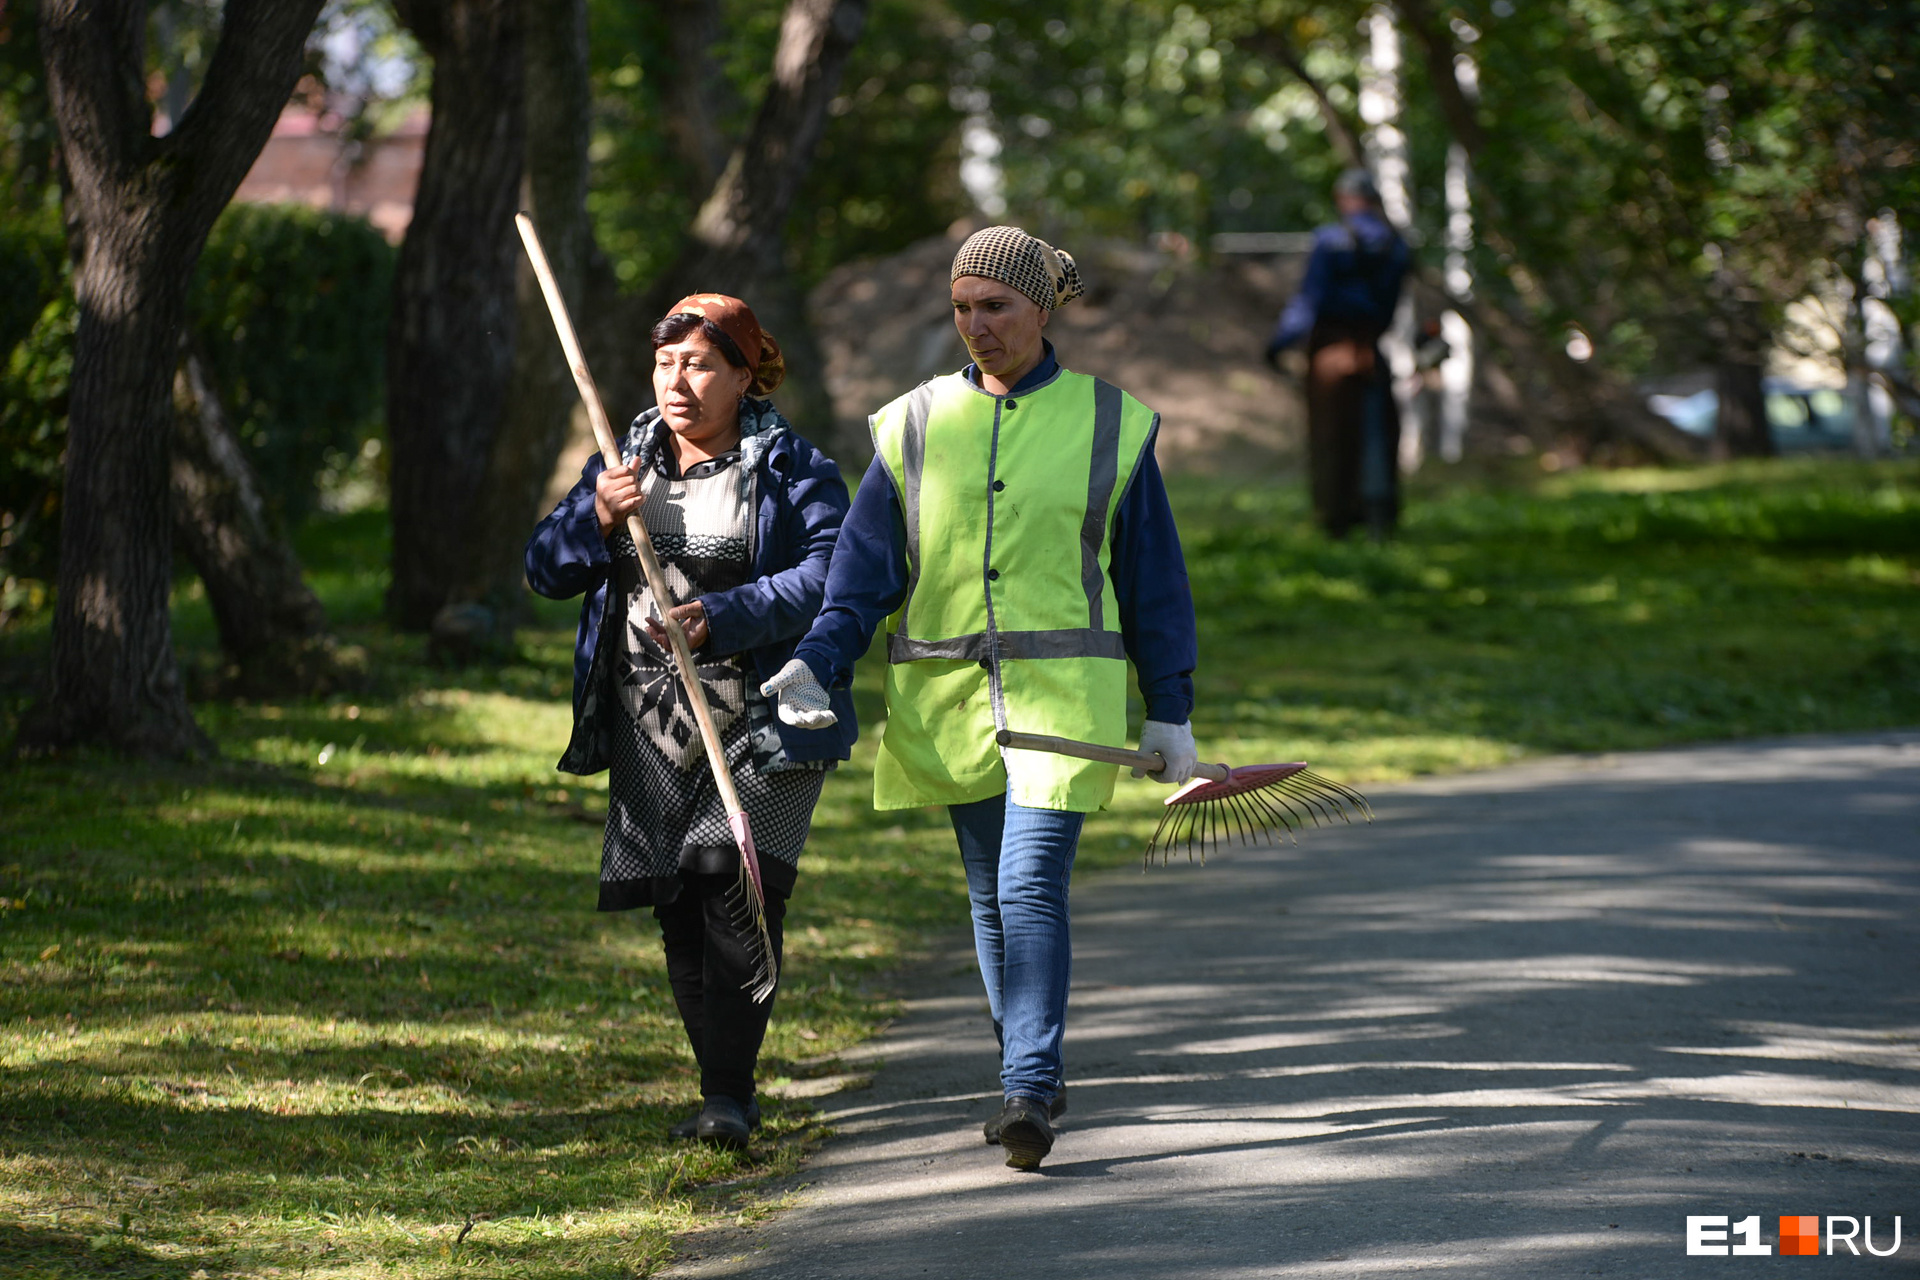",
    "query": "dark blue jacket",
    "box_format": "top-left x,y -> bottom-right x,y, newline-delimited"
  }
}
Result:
525,402 -> 858,773
793,345 -> 1198,725
1268,211 -> 1409,354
